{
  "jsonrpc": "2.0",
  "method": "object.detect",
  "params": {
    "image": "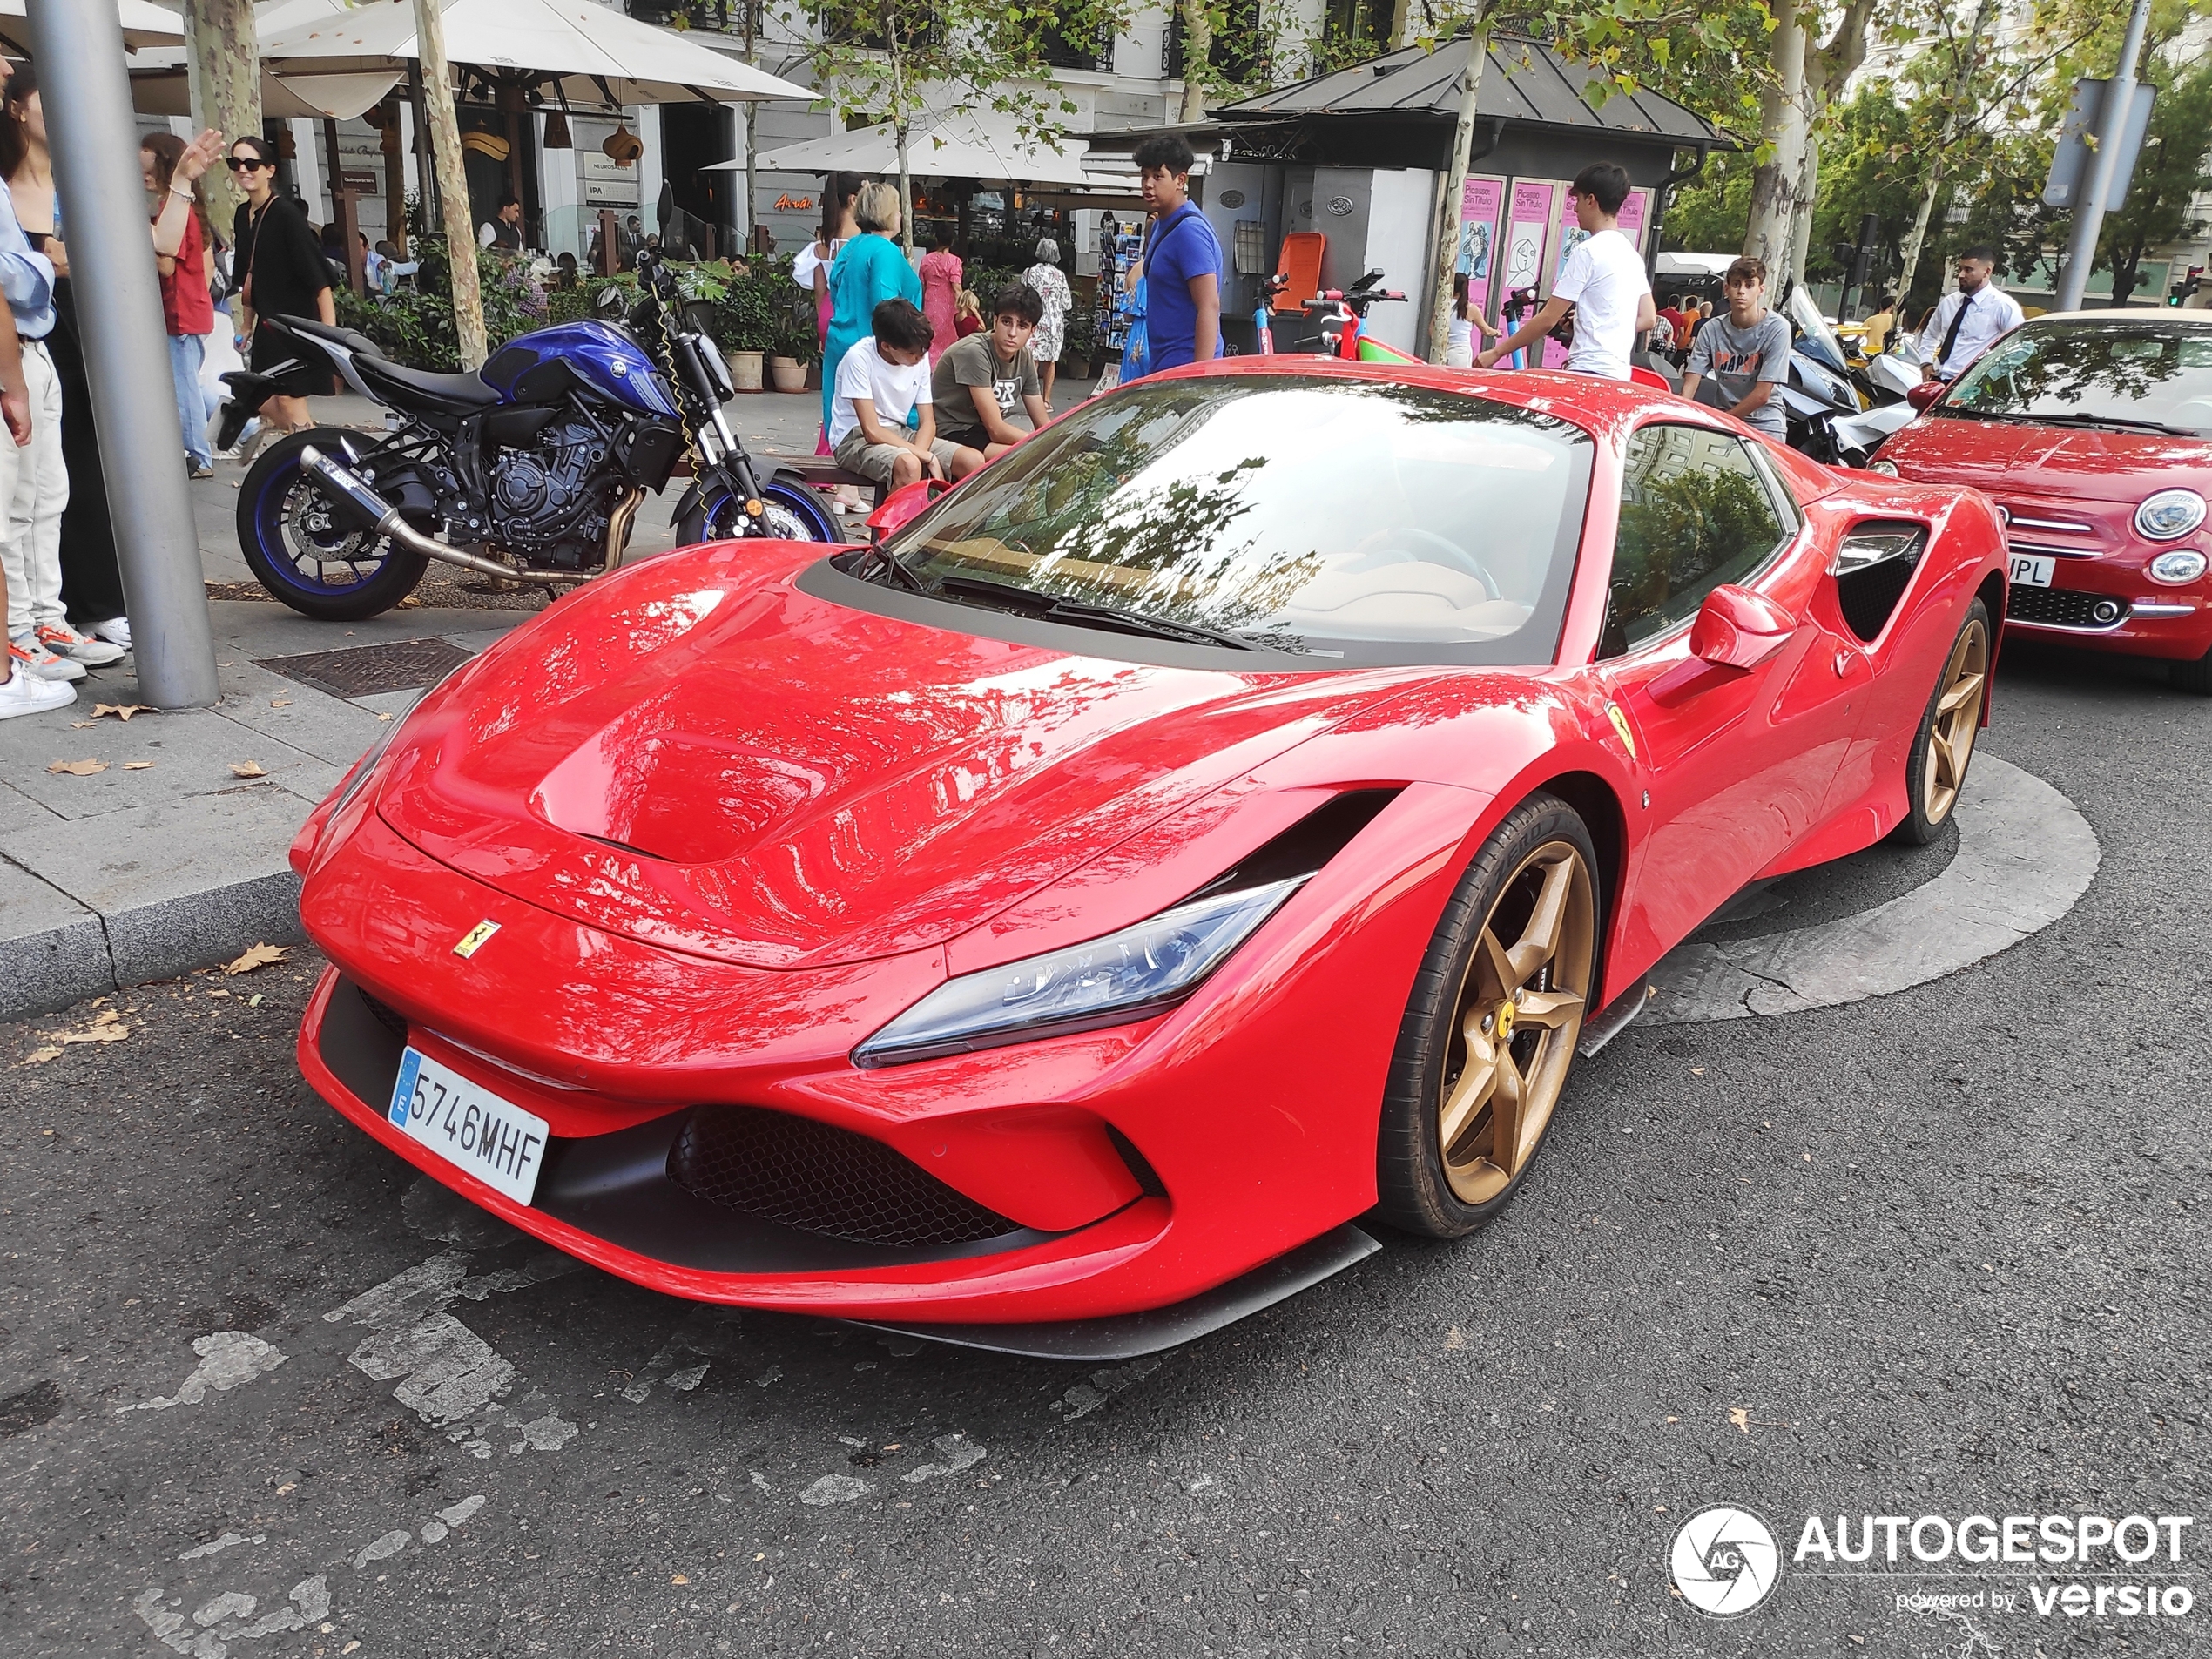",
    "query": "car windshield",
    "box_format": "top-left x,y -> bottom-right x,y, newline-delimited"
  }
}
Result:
1941,322 -> 2212,436
883,374 -> 1594,664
